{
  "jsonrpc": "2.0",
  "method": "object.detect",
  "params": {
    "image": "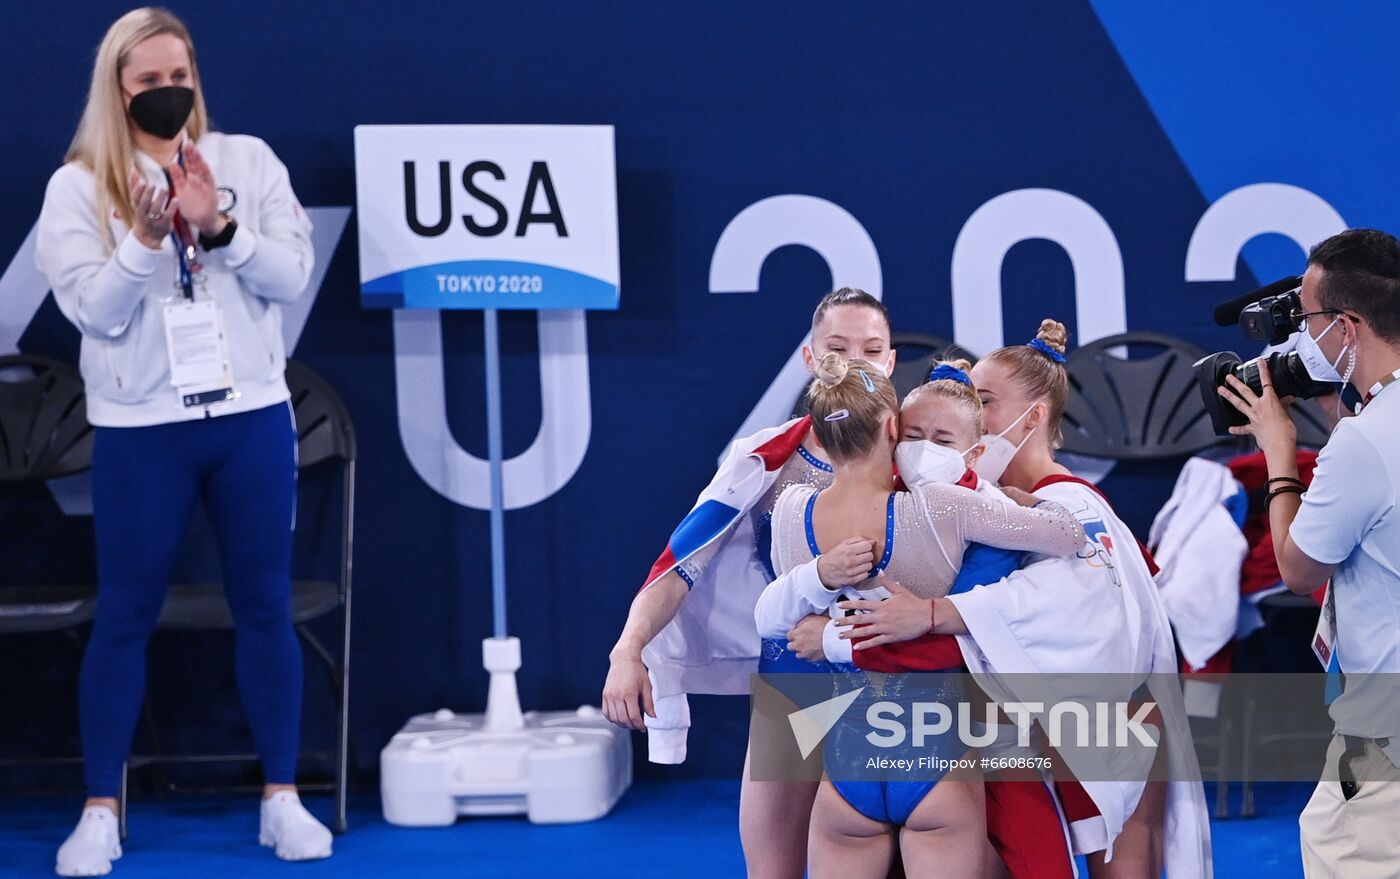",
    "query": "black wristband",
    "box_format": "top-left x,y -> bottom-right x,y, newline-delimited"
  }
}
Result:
198,214 -> 237,251
1266,476 -> 1305,486
1265,485 -> 1305,507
